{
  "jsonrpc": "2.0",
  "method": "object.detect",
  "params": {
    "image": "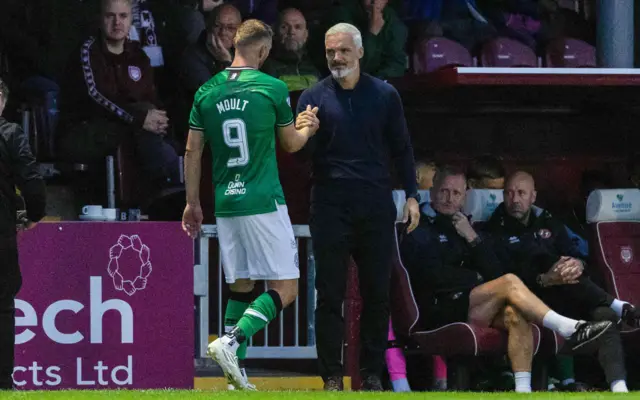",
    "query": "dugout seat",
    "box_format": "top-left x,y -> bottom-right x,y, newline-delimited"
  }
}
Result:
588,189 -> 640,351
481,37 -> 538,67
388,222 -> 557,389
